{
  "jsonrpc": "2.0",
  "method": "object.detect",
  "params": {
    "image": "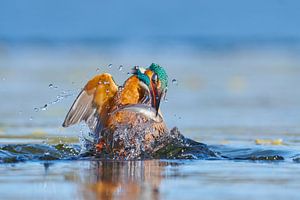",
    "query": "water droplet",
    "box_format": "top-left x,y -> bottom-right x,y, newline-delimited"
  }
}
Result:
34,107 -> 39,112
29,116 -> 33,121
96,67 -> 100,72
127,72 -> 130,75
98,81 -> 102,85
41,104 -> 48,111
50,99 -> 60,105
172,79 -> 178,86
61,90 -> 66,95
48,83 -> 58,89
164,98 -> 168,103
119,65 -> 123,71
106,89 -> 110,93
42,138 -> 49,144
108,64 -> 112,68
